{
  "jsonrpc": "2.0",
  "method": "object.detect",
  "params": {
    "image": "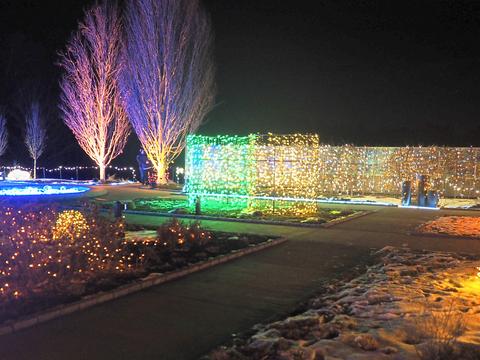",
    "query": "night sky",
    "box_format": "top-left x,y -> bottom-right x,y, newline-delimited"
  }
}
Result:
1,0 -> 480,168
